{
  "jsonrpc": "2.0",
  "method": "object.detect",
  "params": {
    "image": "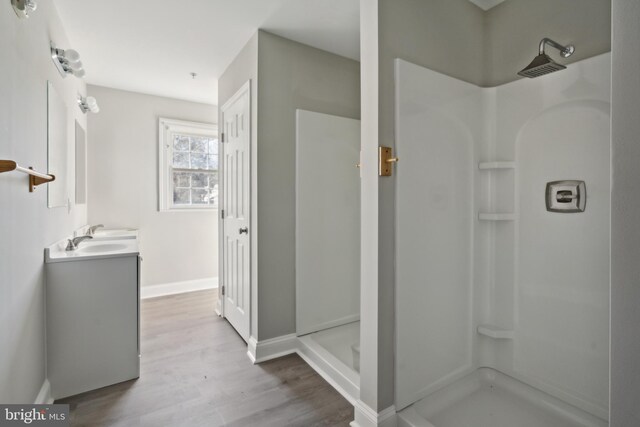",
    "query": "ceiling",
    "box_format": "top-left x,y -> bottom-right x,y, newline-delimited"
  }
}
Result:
54,0 -> 360,105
